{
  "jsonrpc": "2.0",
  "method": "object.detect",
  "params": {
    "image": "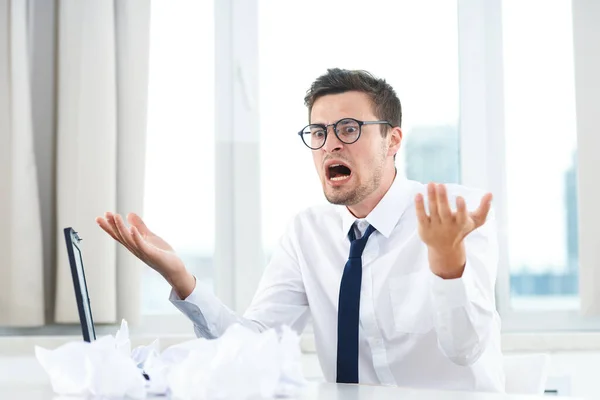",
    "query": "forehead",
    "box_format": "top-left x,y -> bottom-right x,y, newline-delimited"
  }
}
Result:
310,91 -> 375,124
